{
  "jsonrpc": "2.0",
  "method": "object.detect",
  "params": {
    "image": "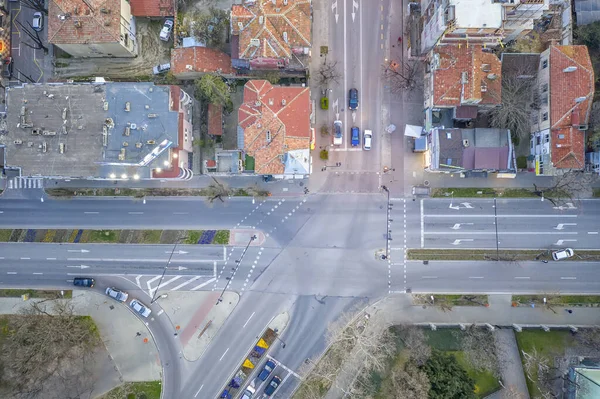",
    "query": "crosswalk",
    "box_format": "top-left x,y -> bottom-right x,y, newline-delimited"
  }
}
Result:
6,177 -> 44,190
